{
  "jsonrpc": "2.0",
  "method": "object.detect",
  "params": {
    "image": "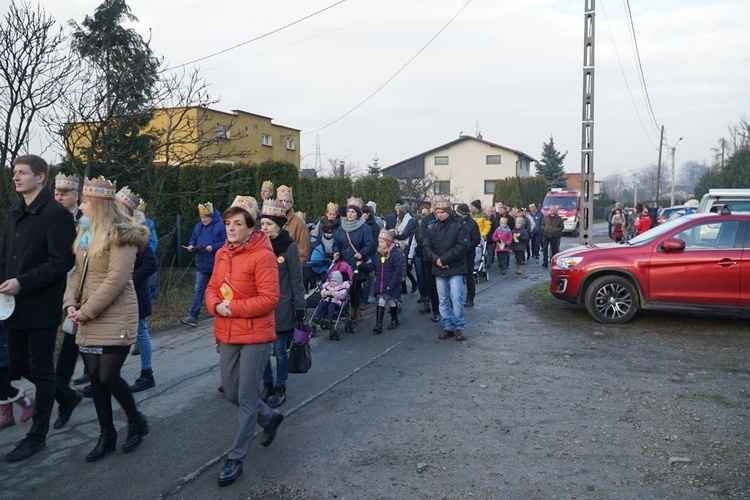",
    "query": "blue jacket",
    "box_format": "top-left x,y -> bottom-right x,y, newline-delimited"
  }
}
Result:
189,210 -> 226,273
332,223 -> 375,281
134,246 -> 158,319
363,247 -> 403,300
